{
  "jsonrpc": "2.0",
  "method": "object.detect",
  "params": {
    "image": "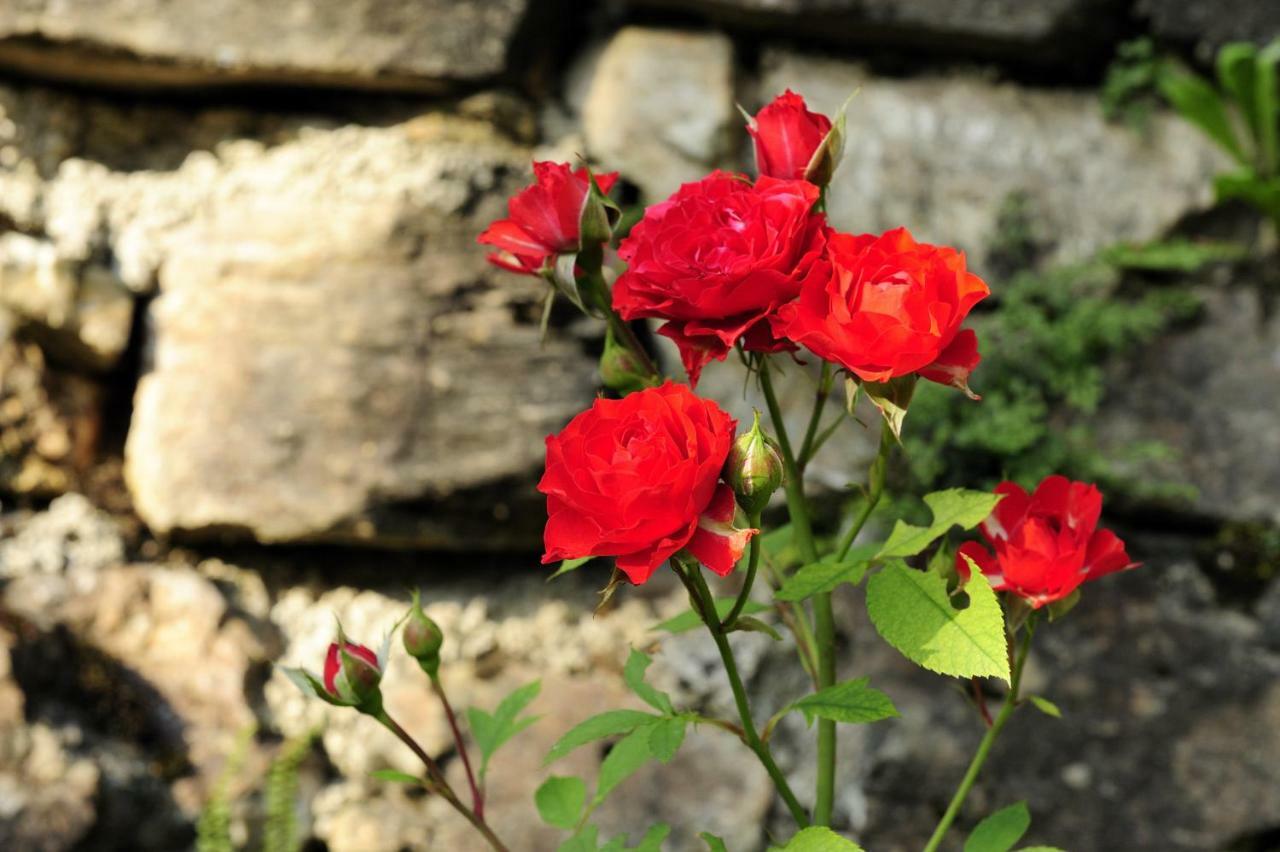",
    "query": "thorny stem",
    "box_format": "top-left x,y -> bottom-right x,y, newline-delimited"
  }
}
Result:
431,675 -> 485,818
377,711 -> 510,852
676,558 -> 811,828
922,619 -> 1038,852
